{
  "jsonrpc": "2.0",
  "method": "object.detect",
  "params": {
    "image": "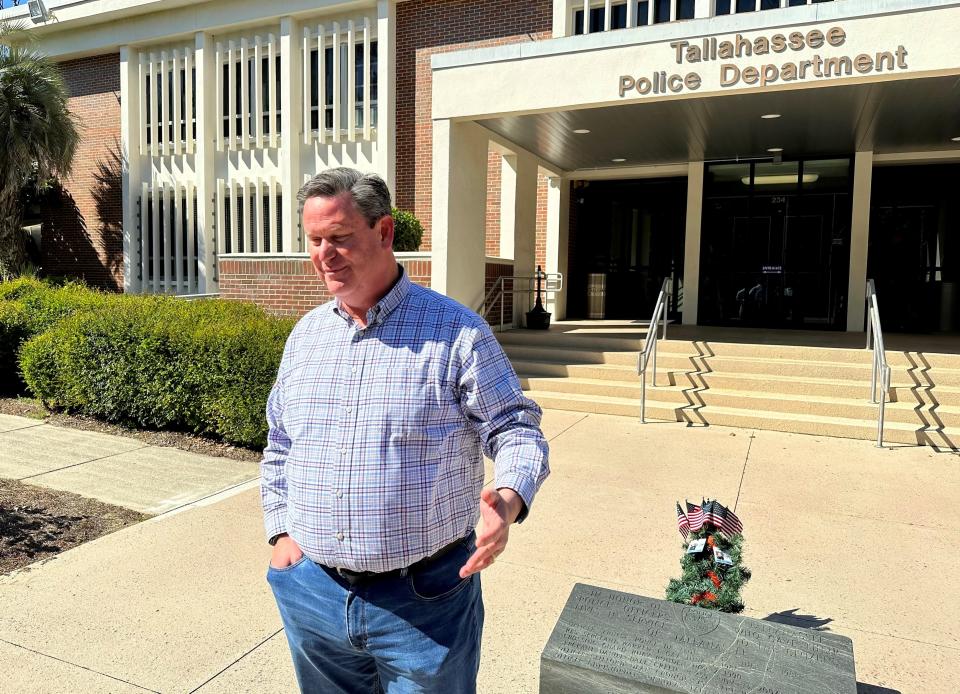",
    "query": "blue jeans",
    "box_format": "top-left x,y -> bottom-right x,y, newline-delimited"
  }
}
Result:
267,534 -> 484,693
